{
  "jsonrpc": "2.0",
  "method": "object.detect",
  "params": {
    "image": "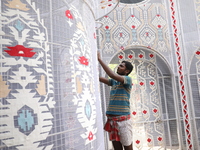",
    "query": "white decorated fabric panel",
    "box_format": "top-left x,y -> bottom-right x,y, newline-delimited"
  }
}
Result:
0,0 -> 104,150
0,0 -> 55,149
83,0 -> 119,20
97,0 -> 200,149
